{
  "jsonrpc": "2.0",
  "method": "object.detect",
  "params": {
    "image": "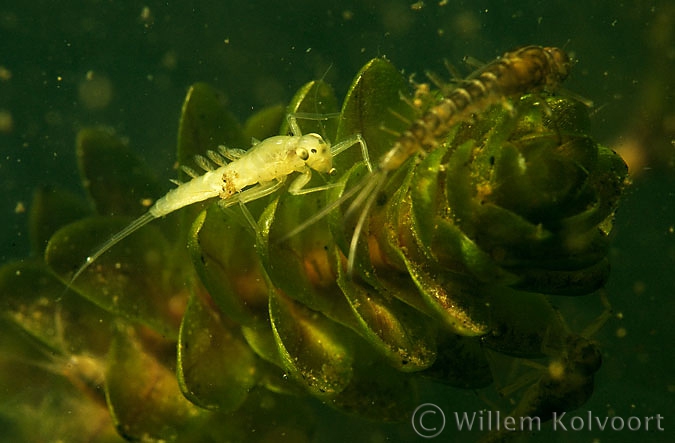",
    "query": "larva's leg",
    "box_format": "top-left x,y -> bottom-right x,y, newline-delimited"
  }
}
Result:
217,181 -> 286,245
330,133 -> 372,172
287,114 -> 303,137
218,180 -> 286,210
286,112 -> 341,136
237,200 -> 265,246
287,167 -> 341,195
